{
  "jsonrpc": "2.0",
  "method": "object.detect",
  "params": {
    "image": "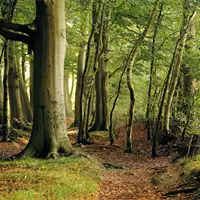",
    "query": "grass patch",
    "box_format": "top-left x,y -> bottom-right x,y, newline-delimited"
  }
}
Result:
0,156 -> 101,200
181,155 -> 200,176
89,131 -> 110,141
